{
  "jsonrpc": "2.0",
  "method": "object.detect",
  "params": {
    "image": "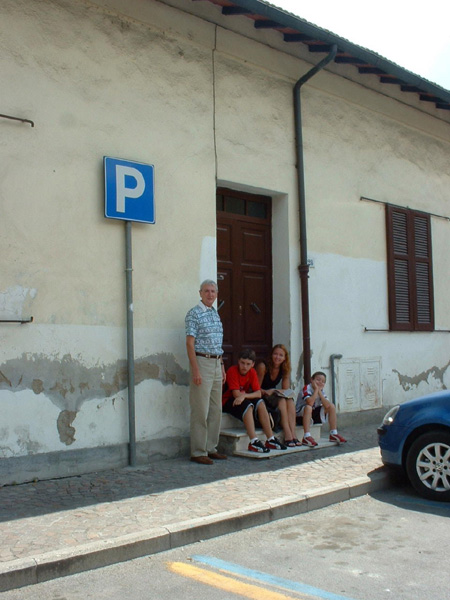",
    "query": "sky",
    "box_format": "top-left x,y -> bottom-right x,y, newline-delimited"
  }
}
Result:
270,0 -> 450,90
